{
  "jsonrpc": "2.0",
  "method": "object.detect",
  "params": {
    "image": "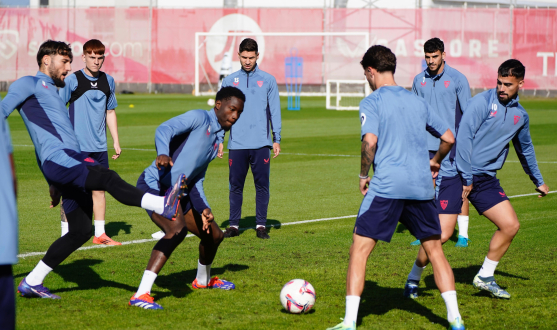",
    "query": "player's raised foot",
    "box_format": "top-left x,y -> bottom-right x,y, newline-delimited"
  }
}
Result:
403,279 -> 419,299
326,320 -> 356,330
410,239 -> 421,246
256,227 -> 270,239
473,274 -> 510,299
161,173 -> 187,220
455,235 -> 469,248
129,293 -> 163,310
93,233 -> 122,246
223,227 -> 239,238
192,277 -> 235,290
17,278 -> 60,299
151,230 -> 165,239
448,317 -> 465,330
